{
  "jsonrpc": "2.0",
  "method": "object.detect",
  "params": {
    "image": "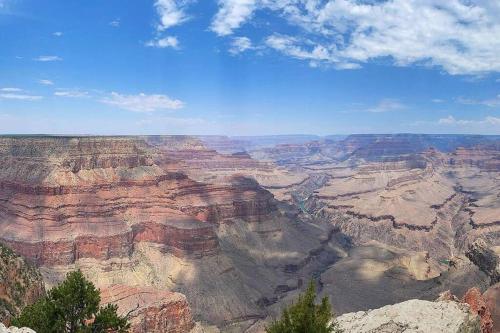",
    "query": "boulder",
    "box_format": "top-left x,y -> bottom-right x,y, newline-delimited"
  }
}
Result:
336,299 -> 481,333
0,324 -> 35,333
